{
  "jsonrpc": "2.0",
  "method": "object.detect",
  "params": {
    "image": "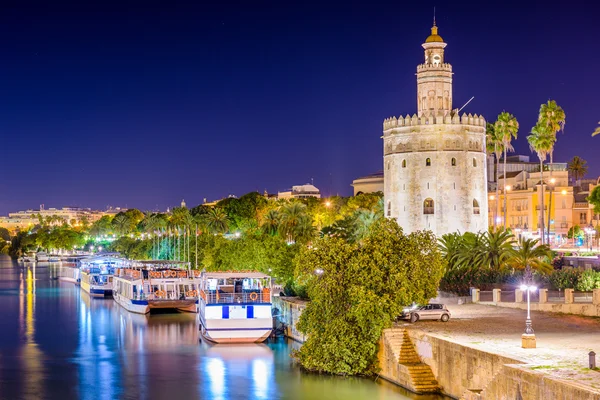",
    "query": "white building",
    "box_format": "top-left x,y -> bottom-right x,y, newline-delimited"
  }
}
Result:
351,171 -> 384,196
382,22 -> 489,236
277,184 -> 321,200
